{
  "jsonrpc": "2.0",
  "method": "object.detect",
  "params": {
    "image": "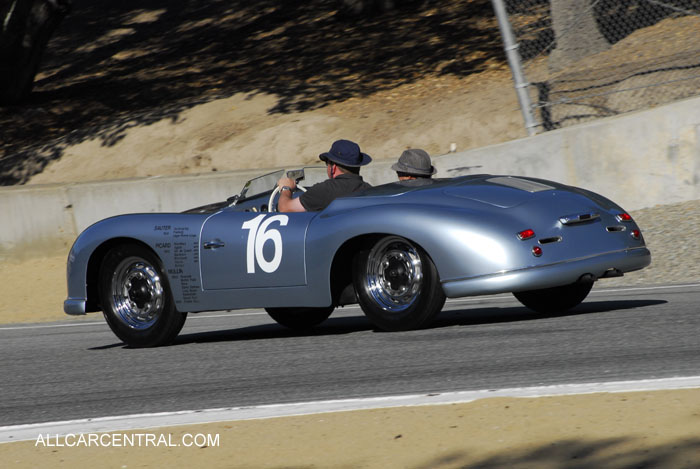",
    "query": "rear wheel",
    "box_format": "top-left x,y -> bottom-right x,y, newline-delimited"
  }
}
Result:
99,244 -> 186,347
265,307 -> 334,330
513,281 -> 593,314
353,236 -> 445,331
